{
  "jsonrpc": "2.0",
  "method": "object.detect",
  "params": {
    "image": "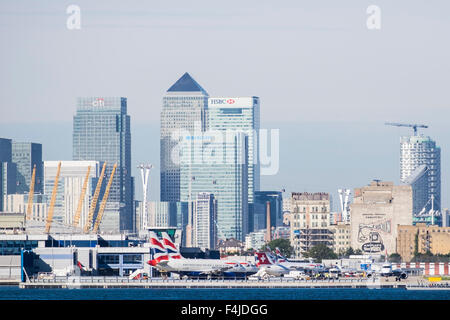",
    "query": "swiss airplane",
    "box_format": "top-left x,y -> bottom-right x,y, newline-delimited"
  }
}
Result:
253,252 -> 290,278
